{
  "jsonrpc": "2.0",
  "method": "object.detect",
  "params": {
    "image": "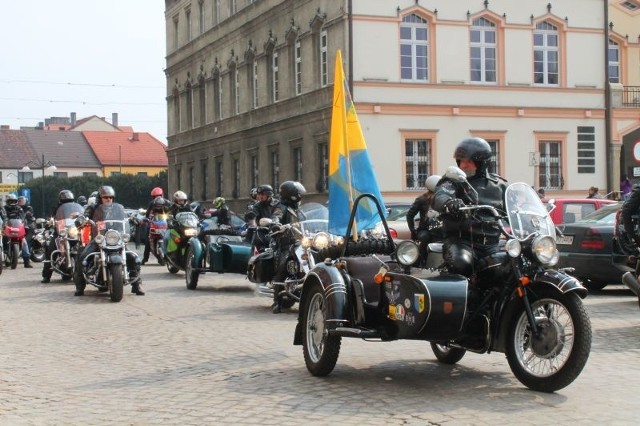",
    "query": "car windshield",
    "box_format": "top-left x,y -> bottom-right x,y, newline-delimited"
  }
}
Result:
387,208 -> 410,221
575,203 -> 621,225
